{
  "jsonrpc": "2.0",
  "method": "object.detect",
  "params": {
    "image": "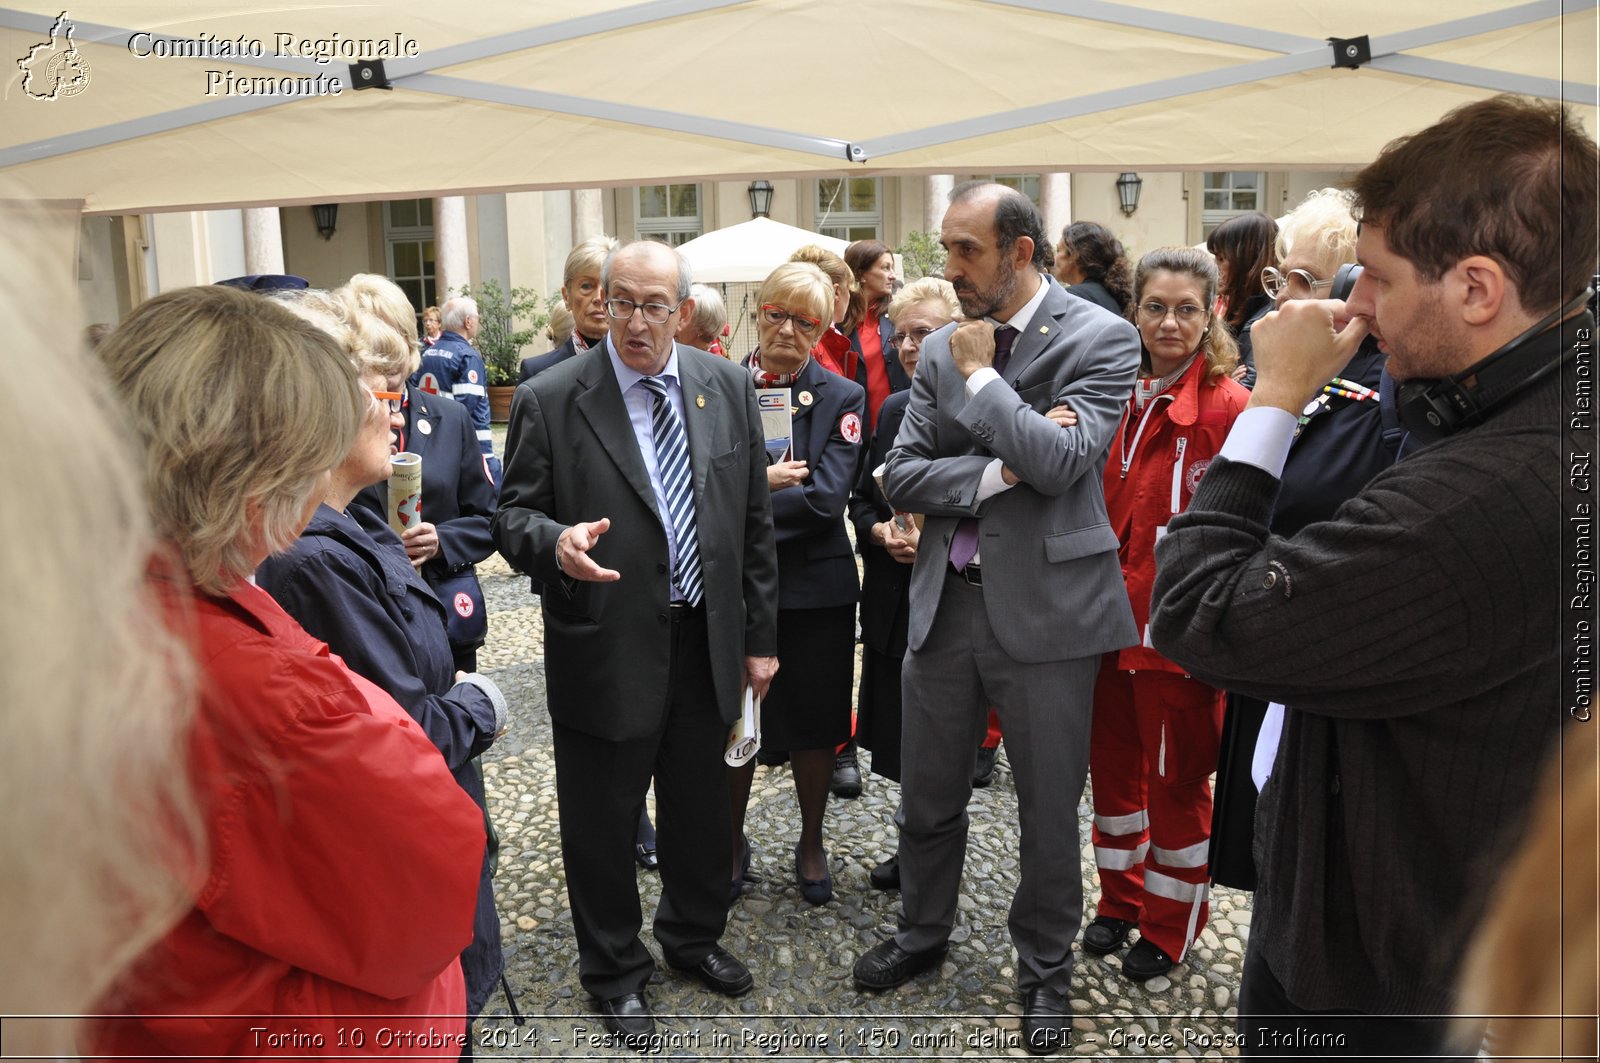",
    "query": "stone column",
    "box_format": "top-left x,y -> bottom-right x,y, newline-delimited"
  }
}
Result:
1040,172 -> 1072,244
924,175 -> 954,231
242,207 -> 284,275
434,195 -> 470,299
572,188 -> 605,243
